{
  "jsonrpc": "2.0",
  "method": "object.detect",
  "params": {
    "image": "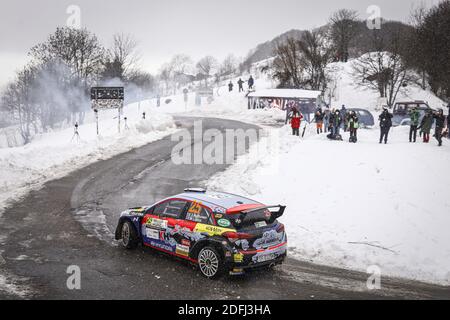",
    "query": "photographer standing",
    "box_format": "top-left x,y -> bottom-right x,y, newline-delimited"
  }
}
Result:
433,109 -> 446,146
